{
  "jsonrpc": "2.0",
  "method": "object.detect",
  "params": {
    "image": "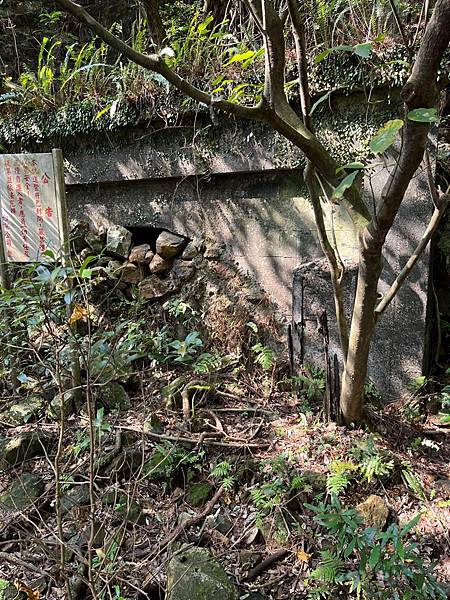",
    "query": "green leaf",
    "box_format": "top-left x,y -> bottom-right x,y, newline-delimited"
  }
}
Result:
368,545 -> 381,569
400,513 -> 421,536
353,42 -> 372,58
314,49 -> 332,63
407,108 -> 440,124
369,119 -> 404,154
226,50 -> 255,66
332,172 -> 358,199
309,90 -> 332,116
80,268 -> 93,279
336,162 -> 365,174
314,44 -> 352,63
